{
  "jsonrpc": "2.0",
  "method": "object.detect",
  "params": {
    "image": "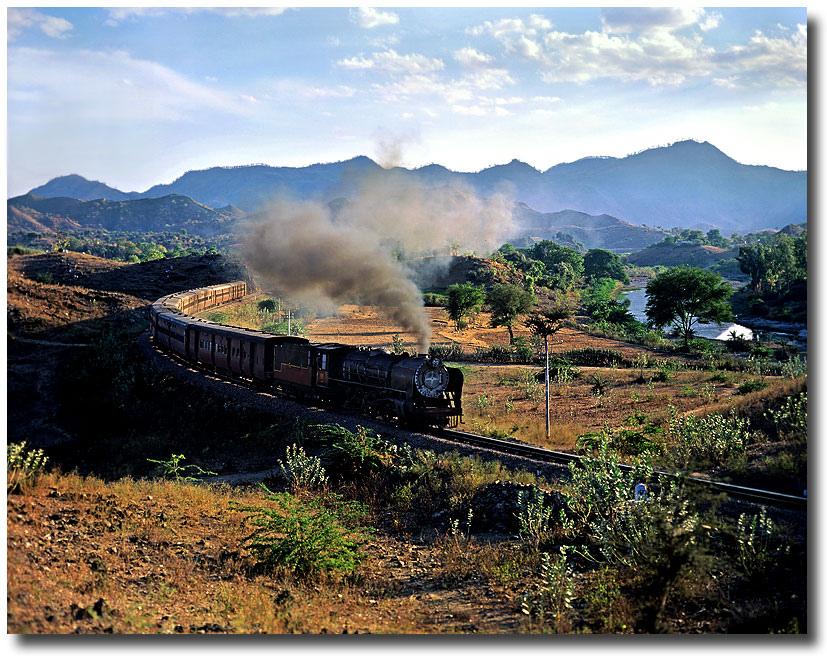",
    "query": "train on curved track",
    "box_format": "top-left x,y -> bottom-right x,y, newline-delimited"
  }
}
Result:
149,281 -> 463,426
